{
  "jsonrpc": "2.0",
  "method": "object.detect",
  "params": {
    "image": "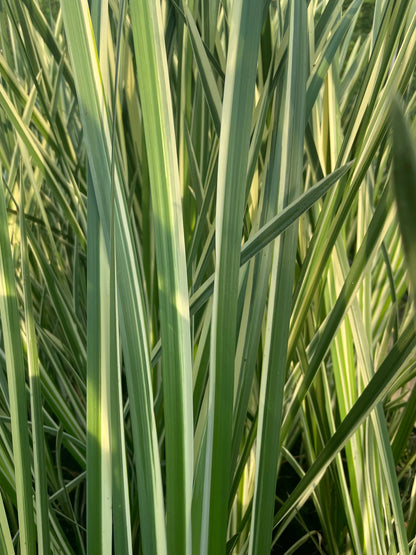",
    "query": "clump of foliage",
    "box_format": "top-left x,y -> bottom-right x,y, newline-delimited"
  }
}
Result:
0,1 -> 415,554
